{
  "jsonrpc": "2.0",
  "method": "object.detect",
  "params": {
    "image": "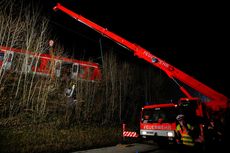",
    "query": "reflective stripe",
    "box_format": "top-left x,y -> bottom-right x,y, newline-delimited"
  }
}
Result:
181,134 -> 195,146
123,131 -> 138,137
176,124 -> 195,146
